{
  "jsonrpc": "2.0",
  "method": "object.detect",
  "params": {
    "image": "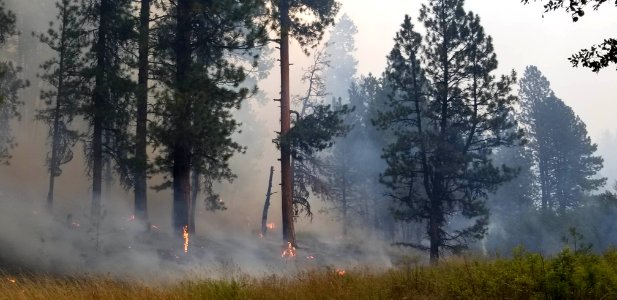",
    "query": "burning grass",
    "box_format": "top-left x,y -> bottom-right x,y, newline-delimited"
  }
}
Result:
2,247 -> 617,299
